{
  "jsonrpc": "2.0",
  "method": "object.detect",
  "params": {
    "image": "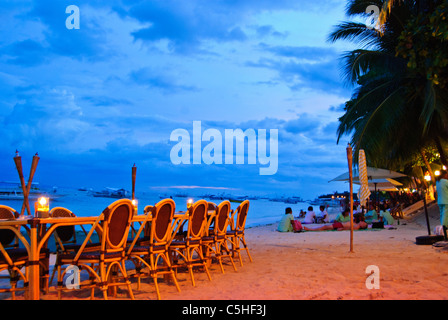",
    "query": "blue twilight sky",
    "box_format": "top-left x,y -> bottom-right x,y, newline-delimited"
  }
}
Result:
0,0 -> 362,200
